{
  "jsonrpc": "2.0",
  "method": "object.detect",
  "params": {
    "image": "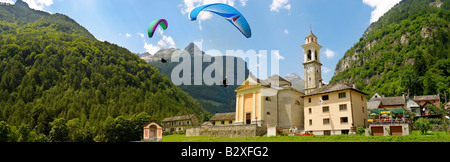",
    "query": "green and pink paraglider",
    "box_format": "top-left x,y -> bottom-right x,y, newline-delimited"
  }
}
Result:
148,19 -> 168,38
